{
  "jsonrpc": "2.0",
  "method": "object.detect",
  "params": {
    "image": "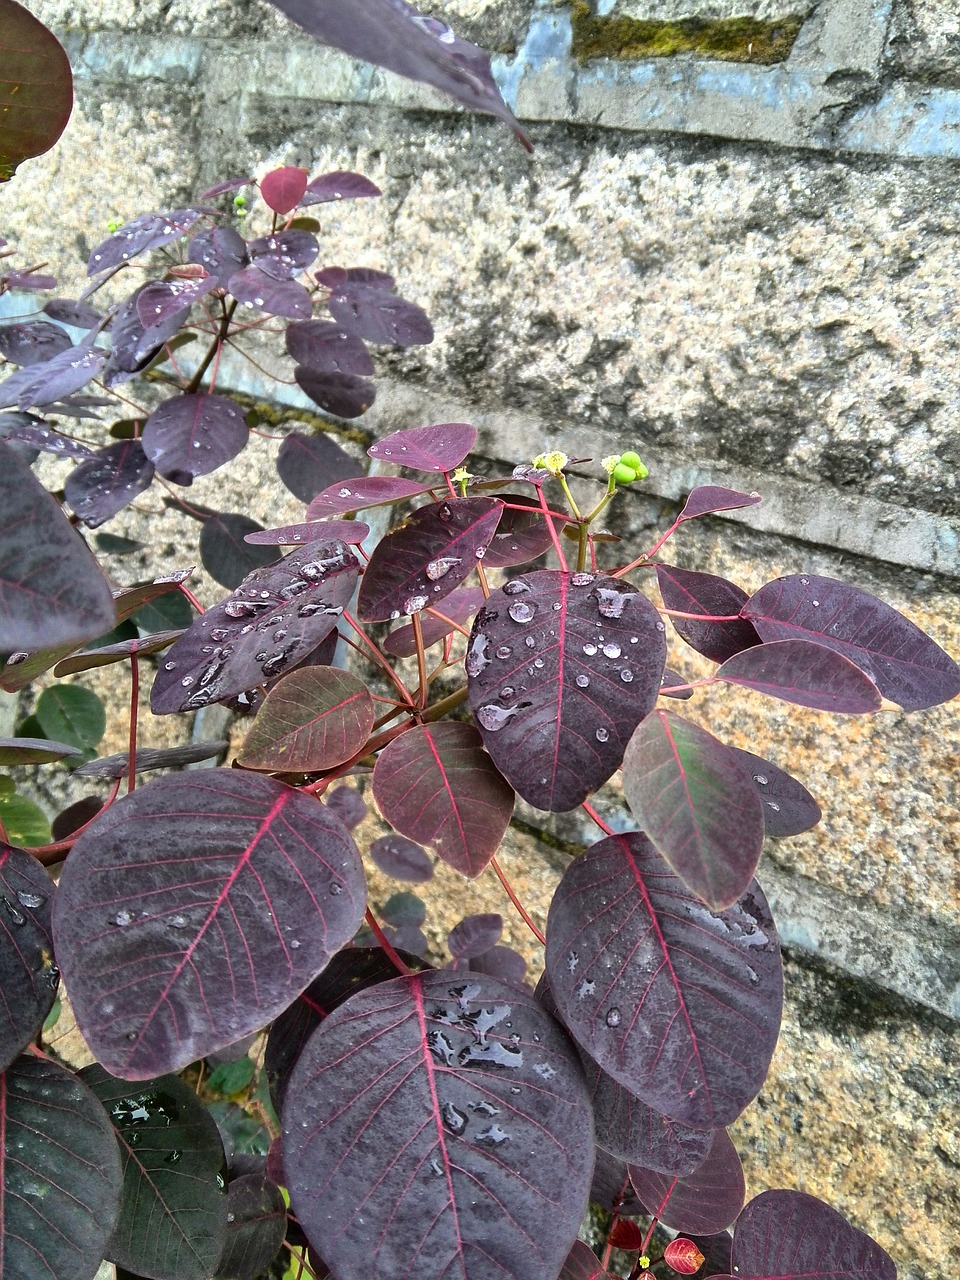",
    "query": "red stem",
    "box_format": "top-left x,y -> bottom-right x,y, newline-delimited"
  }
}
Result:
127,647 -> 140,794
490,856 -> 546,946
179,584 -> 206,614
639,1216 -> 659,1257
537,486 -> 569,571
27,778 -> 123,864
582,800 -> 614,836
364,908 -> 413,975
